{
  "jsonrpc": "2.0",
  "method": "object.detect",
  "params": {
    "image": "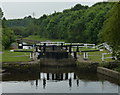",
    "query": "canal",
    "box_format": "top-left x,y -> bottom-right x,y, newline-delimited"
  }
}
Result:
2,66 -> 120,93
